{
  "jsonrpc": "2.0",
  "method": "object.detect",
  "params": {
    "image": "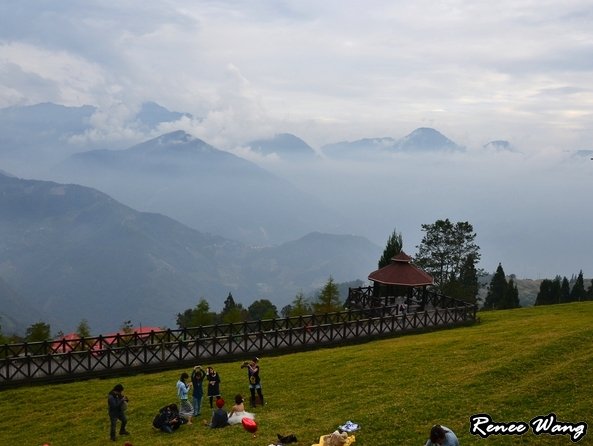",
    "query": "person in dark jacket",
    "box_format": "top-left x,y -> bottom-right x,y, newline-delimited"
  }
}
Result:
107,383 -> 129,441
152,403 -> 186,433
206,366 -> 221,409
241,356 -> 264,407
191,365 -> 207,416
207,397 -> 229,428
